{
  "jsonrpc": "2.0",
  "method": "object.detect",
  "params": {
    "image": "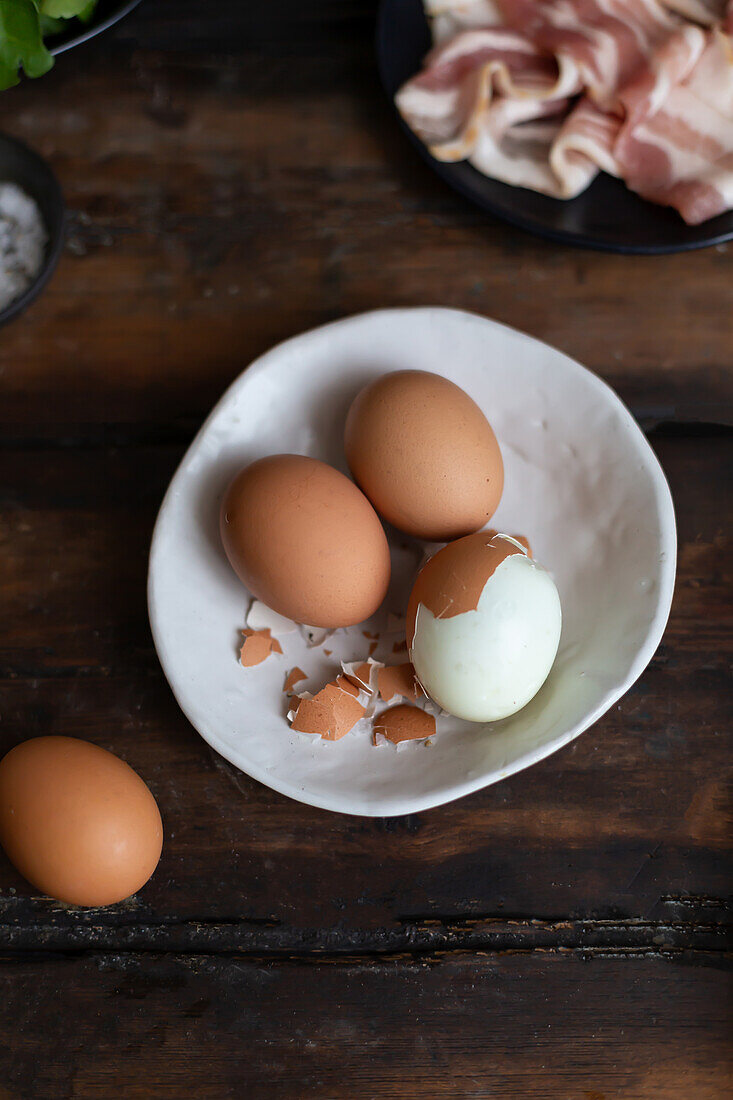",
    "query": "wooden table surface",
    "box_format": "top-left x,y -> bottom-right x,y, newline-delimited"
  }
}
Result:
1,2 -> 731,1097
